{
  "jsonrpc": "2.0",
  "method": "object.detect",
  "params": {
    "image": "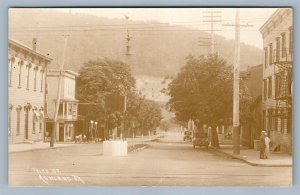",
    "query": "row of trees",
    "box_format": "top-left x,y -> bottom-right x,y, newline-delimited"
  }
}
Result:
166,54 -> 253,130
76,58 -> 162,138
